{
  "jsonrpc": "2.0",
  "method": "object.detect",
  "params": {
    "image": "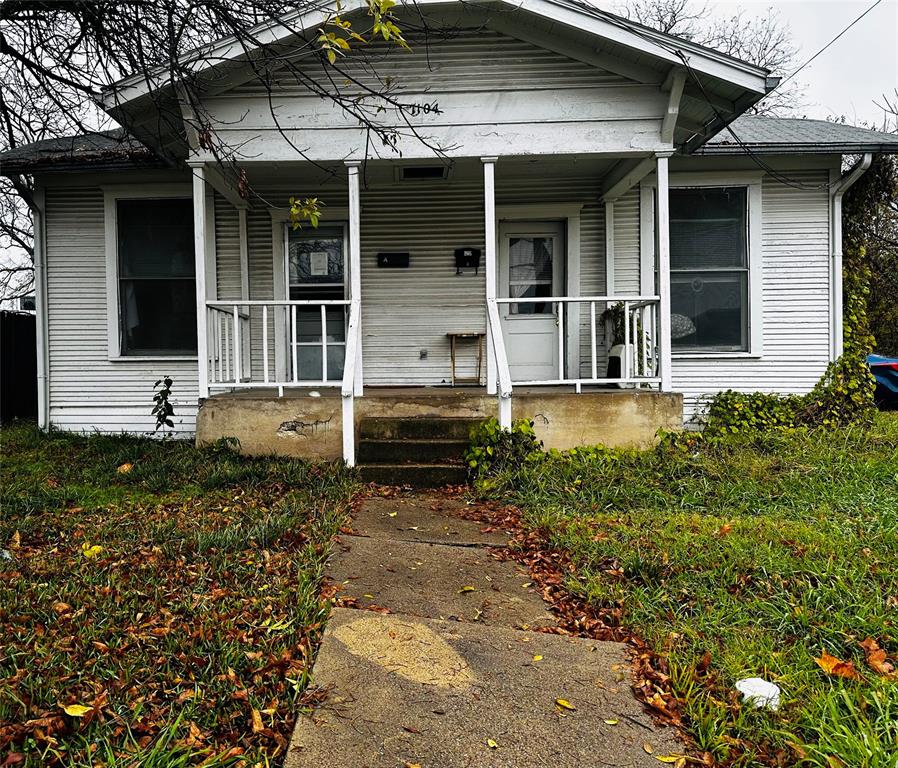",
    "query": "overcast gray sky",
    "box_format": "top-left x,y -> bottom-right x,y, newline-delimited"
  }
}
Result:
710,0 -> 897,125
